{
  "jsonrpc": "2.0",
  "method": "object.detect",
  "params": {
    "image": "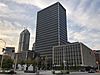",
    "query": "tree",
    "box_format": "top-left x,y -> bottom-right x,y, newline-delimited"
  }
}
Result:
31,59 -> 37,71
2,55 -> 14,70
20,60 -> 25,66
